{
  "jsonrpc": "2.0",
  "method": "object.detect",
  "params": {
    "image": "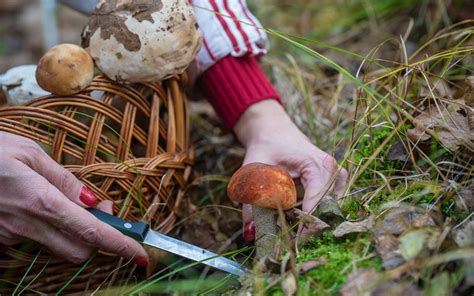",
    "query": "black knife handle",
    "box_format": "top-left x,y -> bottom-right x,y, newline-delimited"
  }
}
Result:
87,208 -> 149,242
